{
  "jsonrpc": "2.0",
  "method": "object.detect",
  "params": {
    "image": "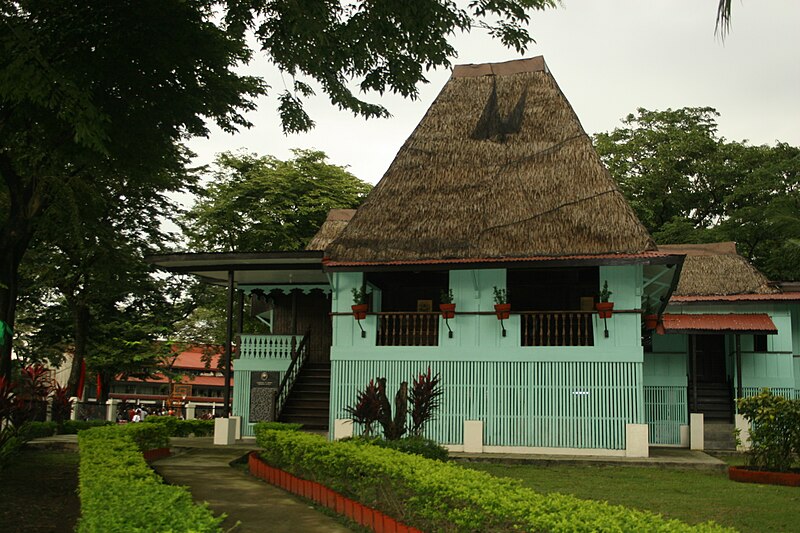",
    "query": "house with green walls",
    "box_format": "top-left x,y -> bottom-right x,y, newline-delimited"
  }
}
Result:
645,243 -> 800,450
151,57 -> 800,456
